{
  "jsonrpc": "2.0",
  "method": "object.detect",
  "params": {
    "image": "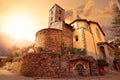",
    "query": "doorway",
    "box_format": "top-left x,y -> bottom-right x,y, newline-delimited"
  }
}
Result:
99,46 -> 106,59
75,64 -> 85,76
